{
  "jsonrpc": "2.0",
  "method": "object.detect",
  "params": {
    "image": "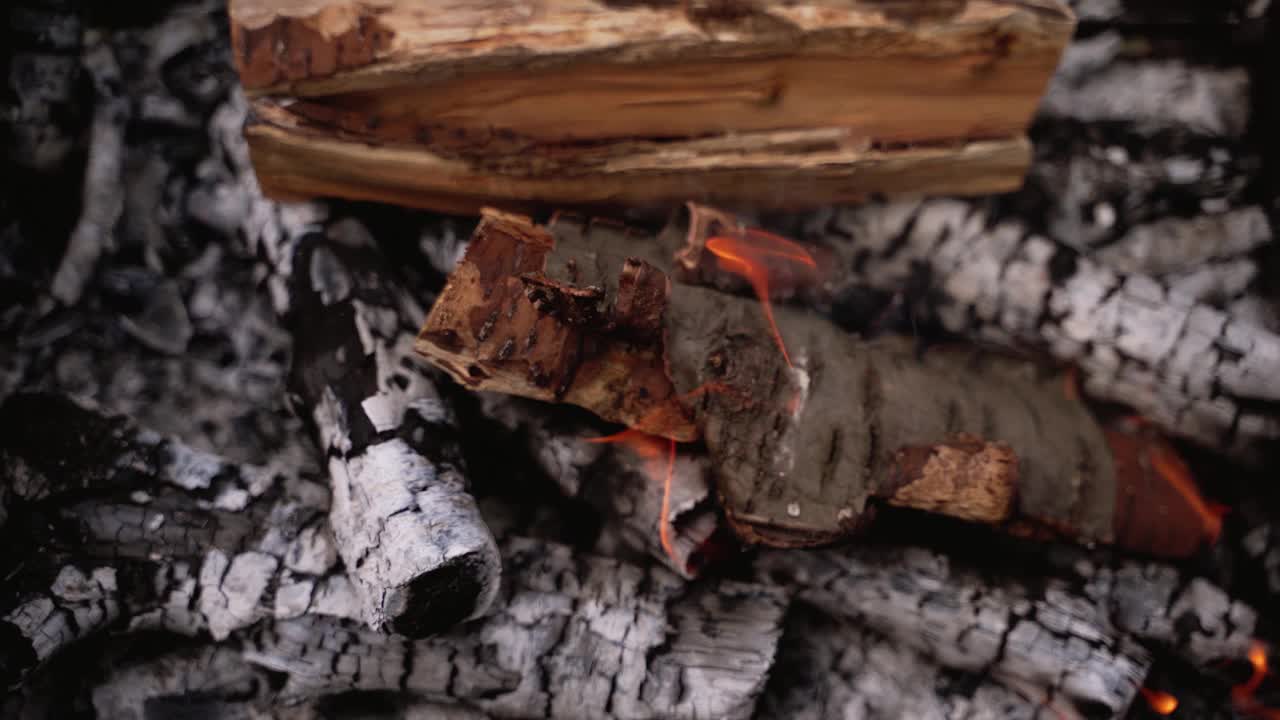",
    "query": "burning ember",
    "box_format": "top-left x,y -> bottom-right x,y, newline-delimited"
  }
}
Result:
1139,687 -> 1179,715
705,228 -> 817,368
